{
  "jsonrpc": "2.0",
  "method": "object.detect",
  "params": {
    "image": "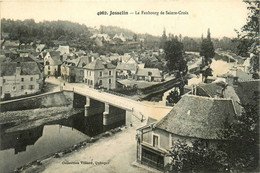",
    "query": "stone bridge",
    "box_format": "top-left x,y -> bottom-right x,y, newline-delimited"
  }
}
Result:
64,85 -> 172,130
